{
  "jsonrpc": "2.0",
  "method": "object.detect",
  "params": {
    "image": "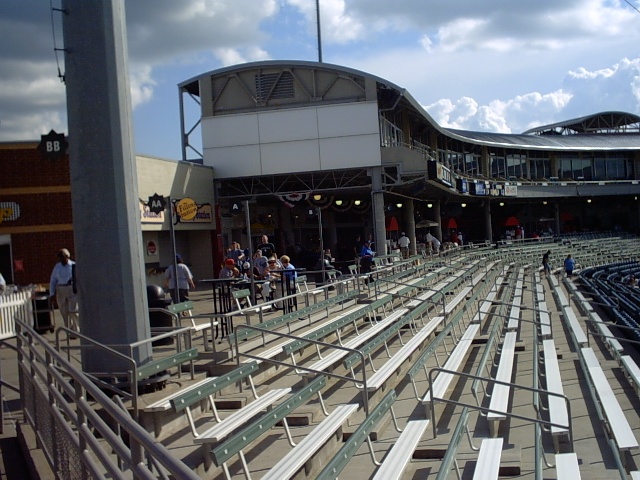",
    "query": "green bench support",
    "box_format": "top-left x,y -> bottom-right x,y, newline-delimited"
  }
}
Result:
136,347 -> 198,382
209,375 -> 327,473
281,294 -> 394,358
227,289 -> 359,346
167,301 -> 194,315
170,362 -> 260,414
342,308 -> 420,372
315,389 -> 397,480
